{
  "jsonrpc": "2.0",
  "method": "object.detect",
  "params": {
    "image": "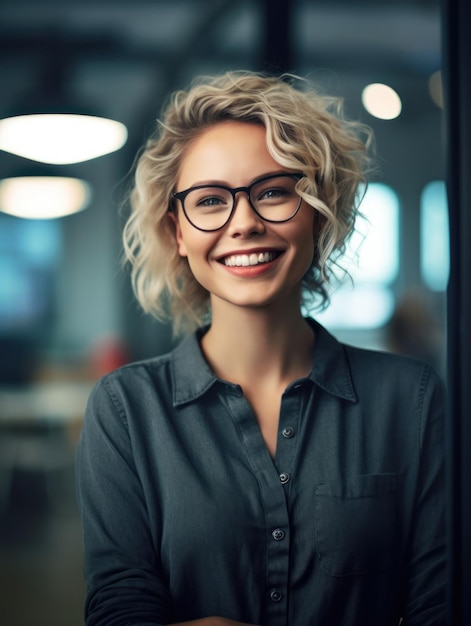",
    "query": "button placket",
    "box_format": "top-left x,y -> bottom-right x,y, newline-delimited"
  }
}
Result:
264,385 -> 305,622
